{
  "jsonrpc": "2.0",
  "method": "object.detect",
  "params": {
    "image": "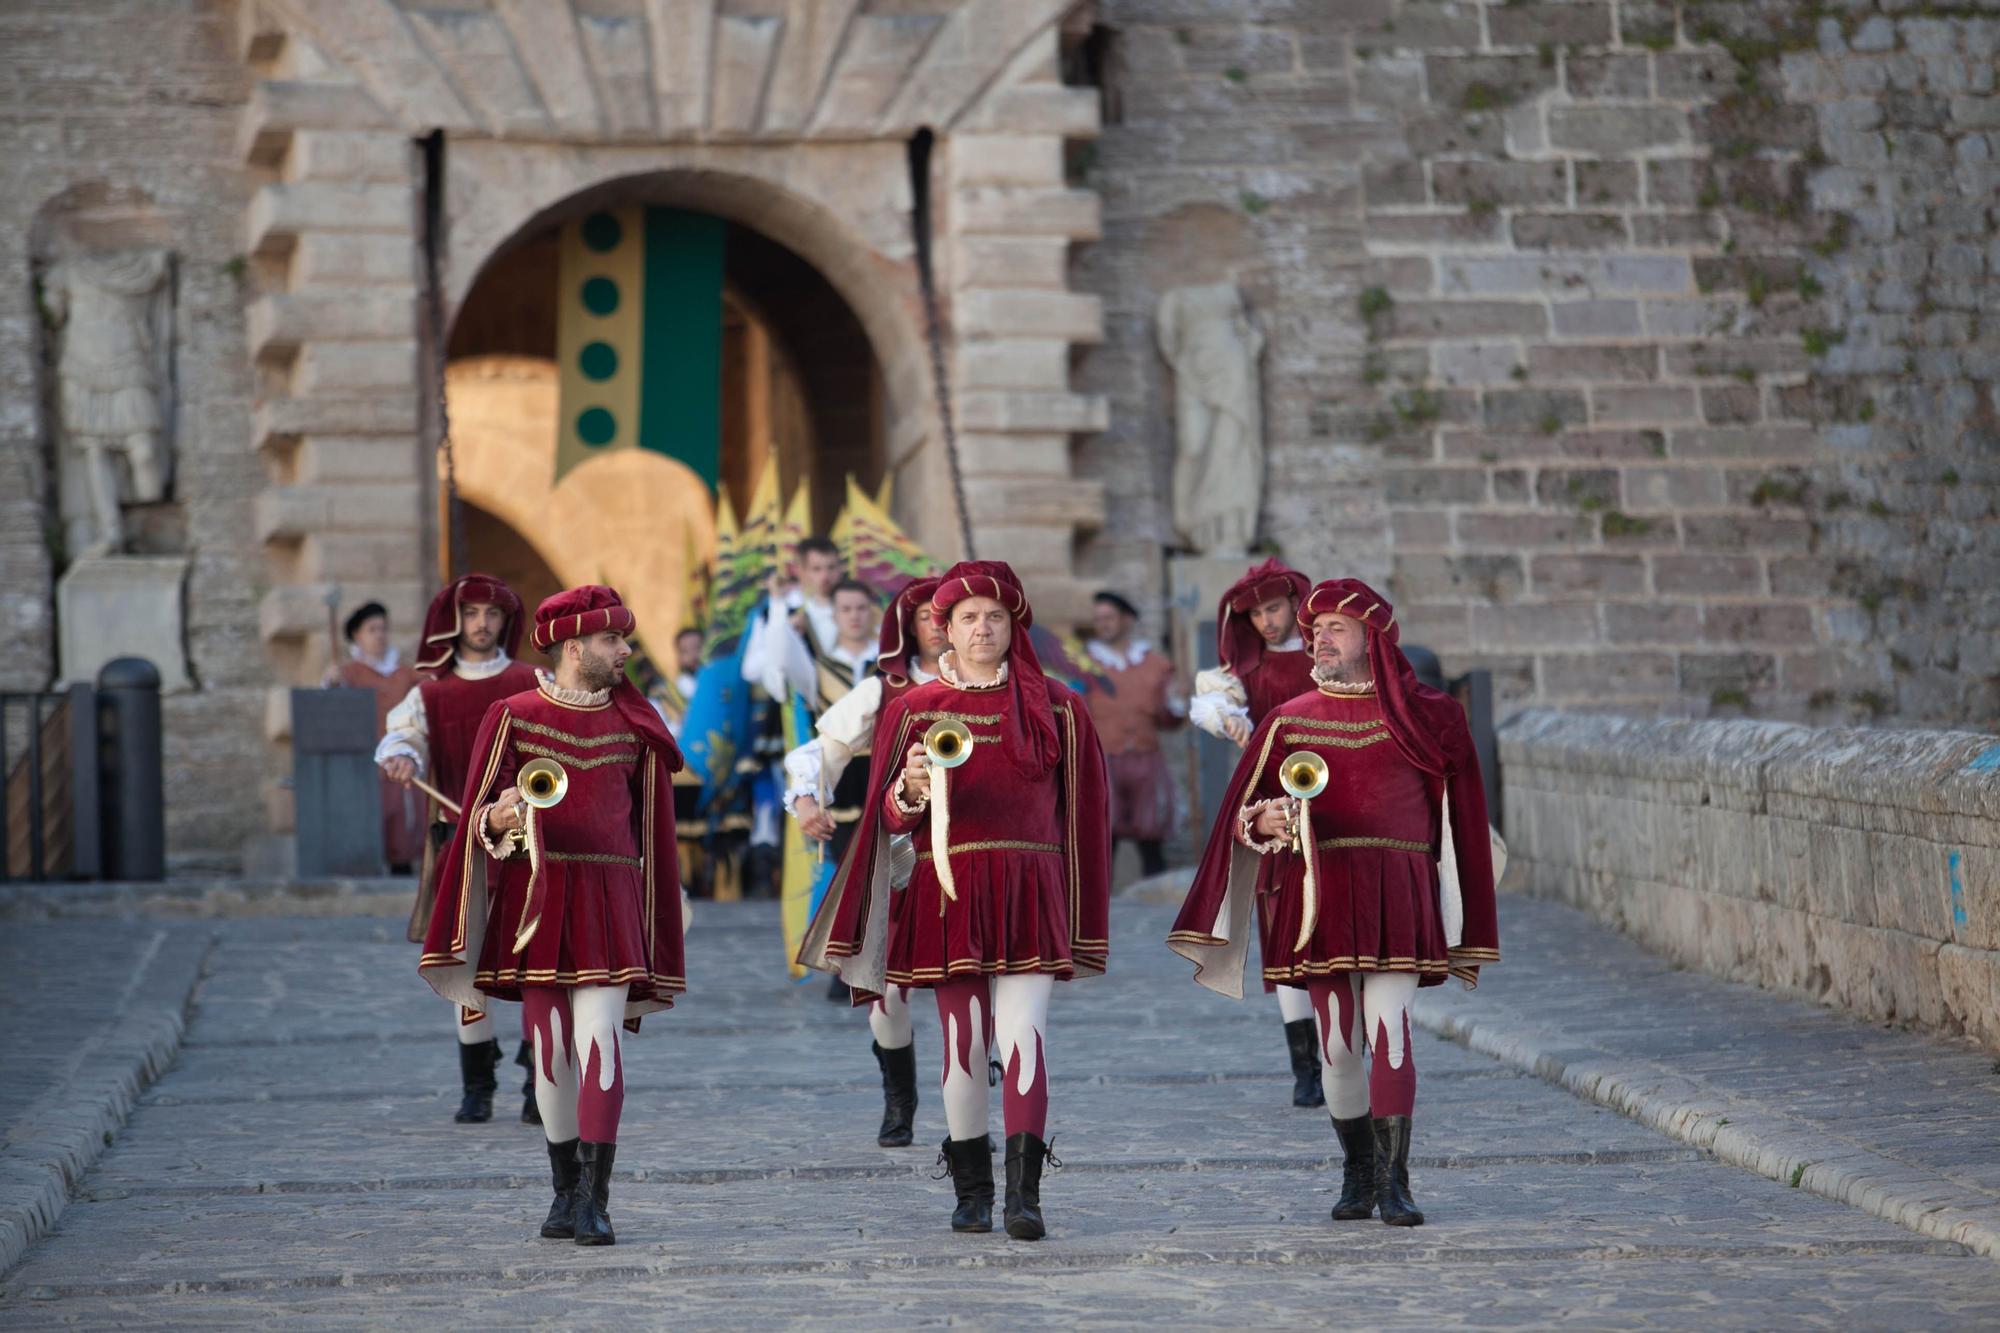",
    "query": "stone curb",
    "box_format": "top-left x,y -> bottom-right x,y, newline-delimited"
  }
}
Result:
0,929 -> 212,1276
0,878 -> 411,921
1413,1001 -> 2000,1263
